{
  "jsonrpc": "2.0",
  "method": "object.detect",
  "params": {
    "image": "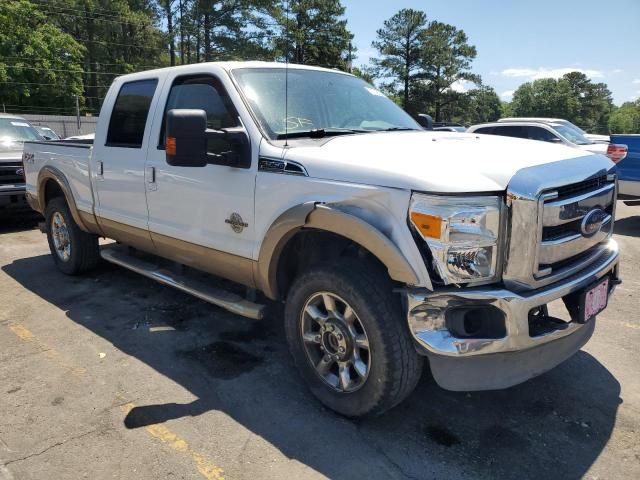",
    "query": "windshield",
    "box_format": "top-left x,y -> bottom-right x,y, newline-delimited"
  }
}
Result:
232,68 -> 420,139
553,124 -> 593,145
557,120 -> 587,135
0,118 -> 41,143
